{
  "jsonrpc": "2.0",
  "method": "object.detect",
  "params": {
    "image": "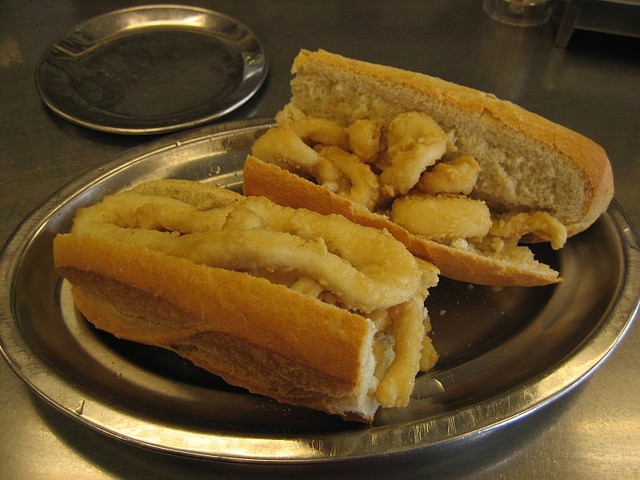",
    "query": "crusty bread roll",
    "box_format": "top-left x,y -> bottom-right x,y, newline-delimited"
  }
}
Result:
243,49 -> 614,286
54,179 -> 440,423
